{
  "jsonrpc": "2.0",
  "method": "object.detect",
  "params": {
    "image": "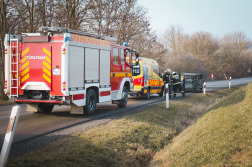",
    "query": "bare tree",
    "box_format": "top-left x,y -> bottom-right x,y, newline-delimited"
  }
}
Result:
219,31 -> 252,78
54,0 -> 93,30
129,30 -> 156,56
130,30 -> 167,71
186,31 -> 219,60
220,31 -> 251,58
165,54 -> 208,77
86,0 -> 123,35
0,0 -> 15,100
86,0 -> 151,45
162,25 -> 187,56
0,0 -> 156,100
11,0 -> 37,33
116,4 -> 151,44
